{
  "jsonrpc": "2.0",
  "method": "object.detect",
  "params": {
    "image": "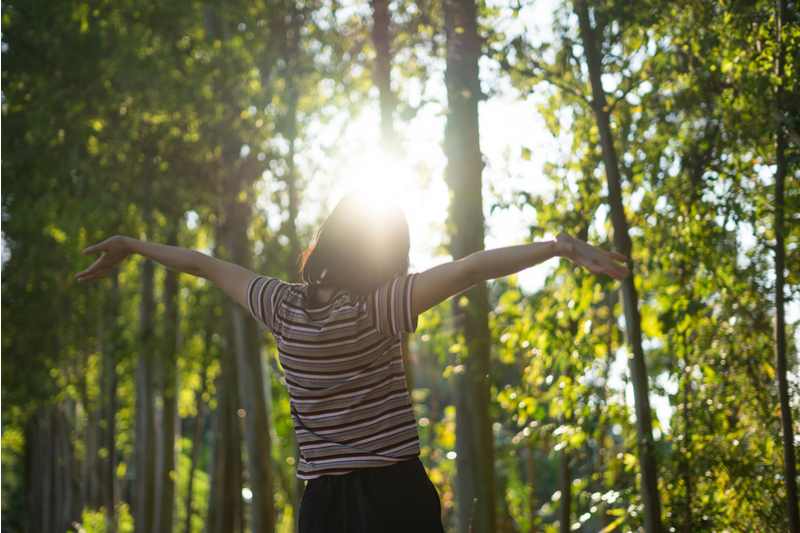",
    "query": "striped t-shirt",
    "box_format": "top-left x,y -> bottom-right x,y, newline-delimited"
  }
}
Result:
247,274 -> 420,479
